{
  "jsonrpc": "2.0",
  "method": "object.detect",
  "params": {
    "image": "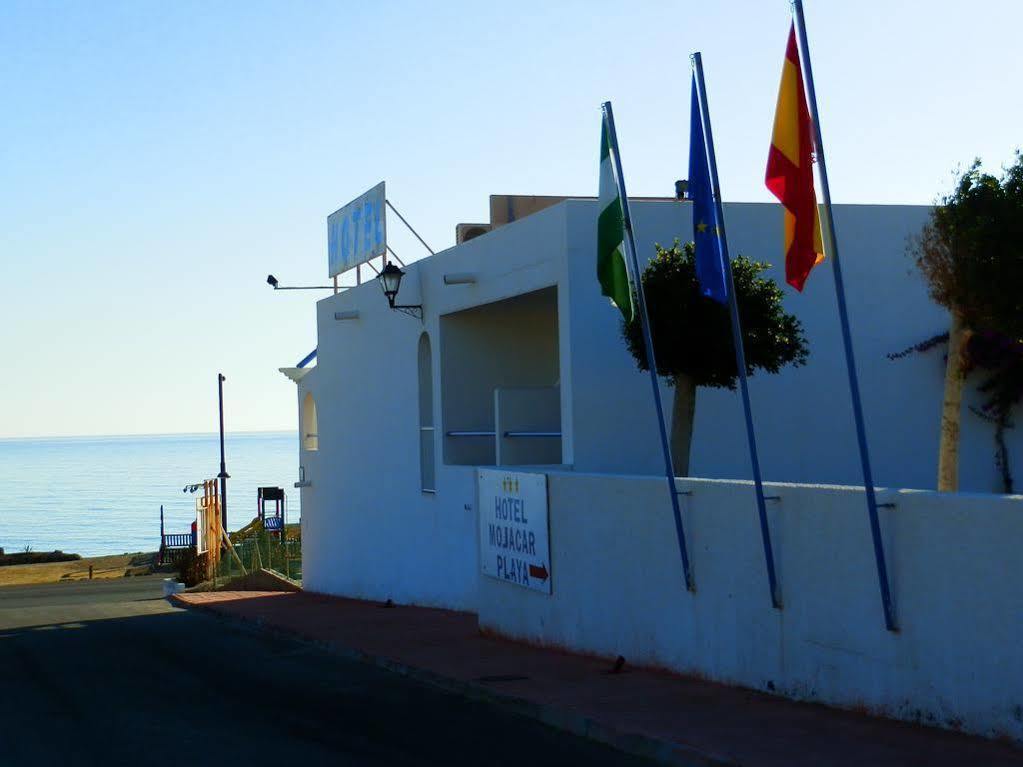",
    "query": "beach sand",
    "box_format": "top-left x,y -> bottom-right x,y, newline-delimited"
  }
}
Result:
0,553 -> 156,587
